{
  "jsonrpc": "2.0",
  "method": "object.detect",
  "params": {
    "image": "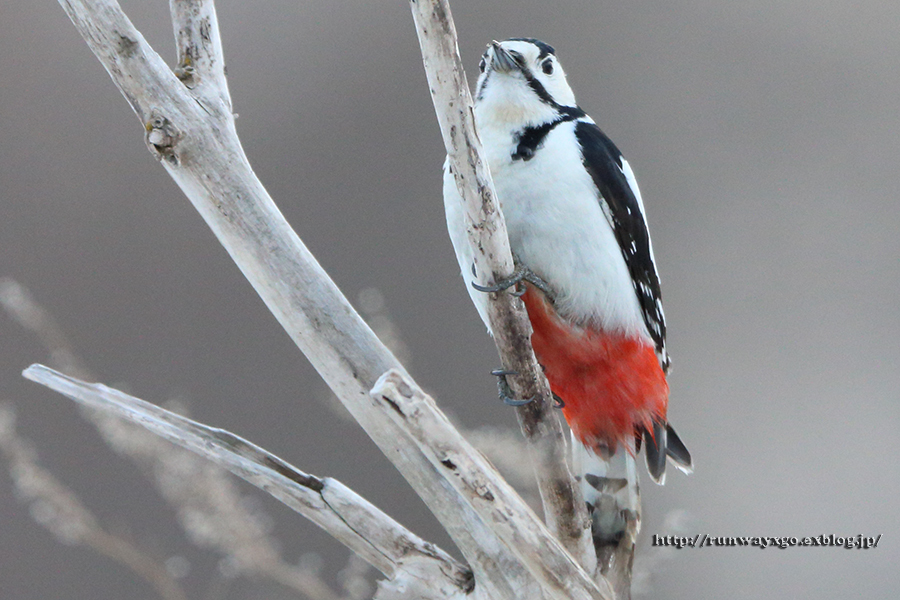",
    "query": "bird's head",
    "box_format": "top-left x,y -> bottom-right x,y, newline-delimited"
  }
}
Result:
474,38 -> 578,128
